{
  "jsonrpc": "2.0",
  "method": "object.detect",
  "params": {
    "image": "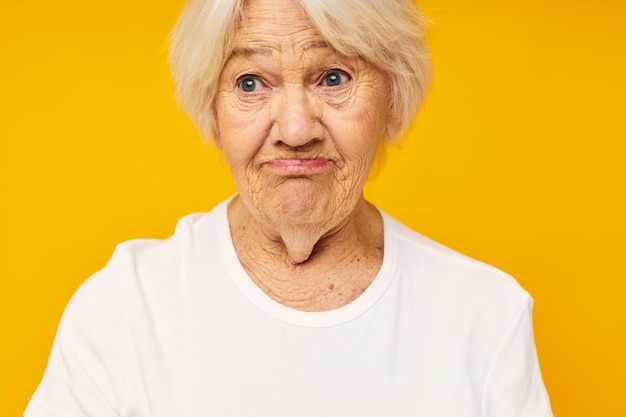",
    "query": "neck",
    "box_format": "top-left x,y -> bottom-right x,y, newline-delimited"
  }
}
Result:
228,195 -> 377,265
227,195 -> 384,311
